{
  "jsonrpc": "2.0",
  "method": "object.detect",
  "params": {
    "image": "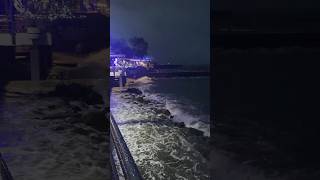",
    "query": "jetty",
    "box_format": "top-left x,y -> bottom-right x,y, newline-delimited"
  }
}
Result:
110,51 -> 209,89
